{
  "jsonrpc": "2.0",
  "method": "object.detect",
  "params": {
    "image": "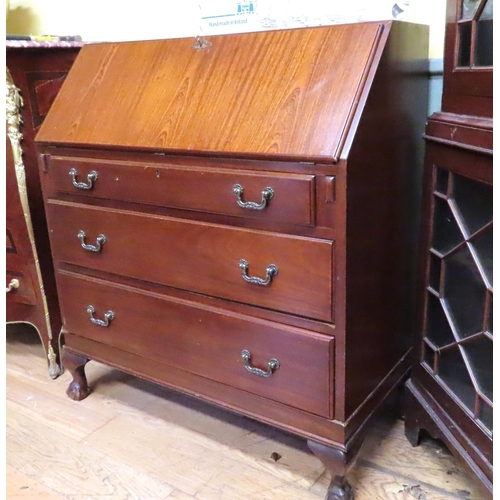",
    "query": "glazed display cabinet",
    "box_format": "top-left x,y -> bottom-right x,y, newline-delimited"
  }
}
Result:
405,0 -> 493,497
